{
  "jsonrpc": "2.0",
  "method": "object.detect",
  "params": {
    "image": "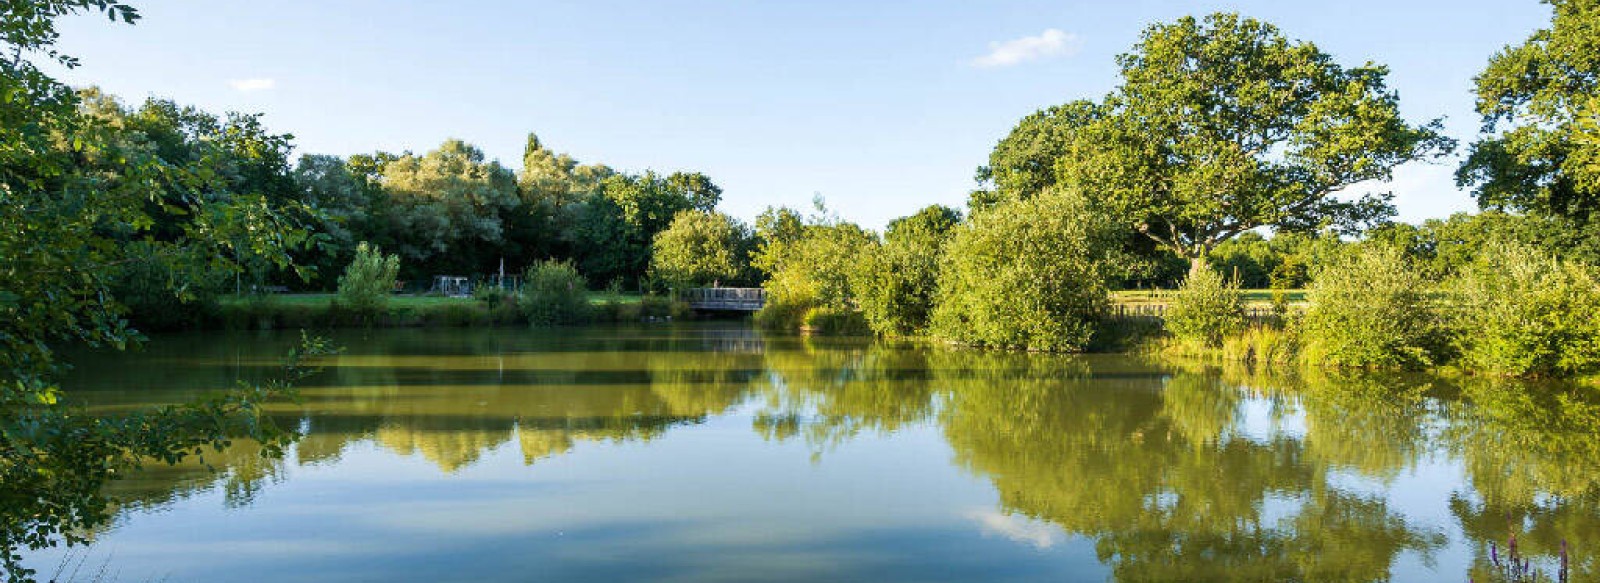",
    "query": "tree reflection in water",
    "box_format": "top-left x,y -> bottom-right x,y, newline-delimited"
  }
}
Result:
937,355 -> 1443,582
56,328 -> 1600,581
